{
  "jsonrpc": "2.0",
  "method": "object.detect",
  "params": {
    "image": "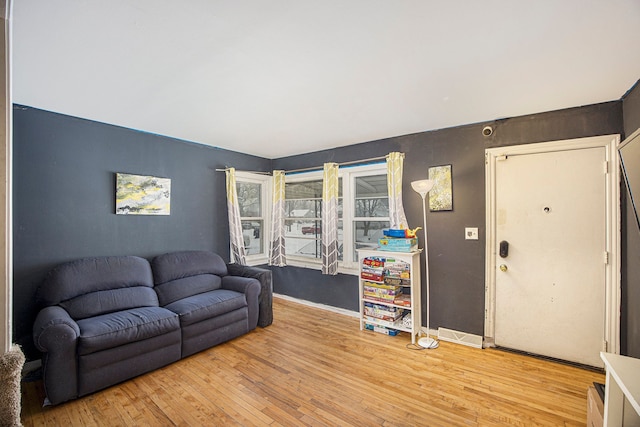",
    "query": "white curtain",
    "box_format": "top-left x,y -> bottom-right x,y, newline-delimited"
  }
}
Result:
269,170 -> 287,267
322,163 -> 339,275
225,168 -> 246,265
387,152 -> 408,229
